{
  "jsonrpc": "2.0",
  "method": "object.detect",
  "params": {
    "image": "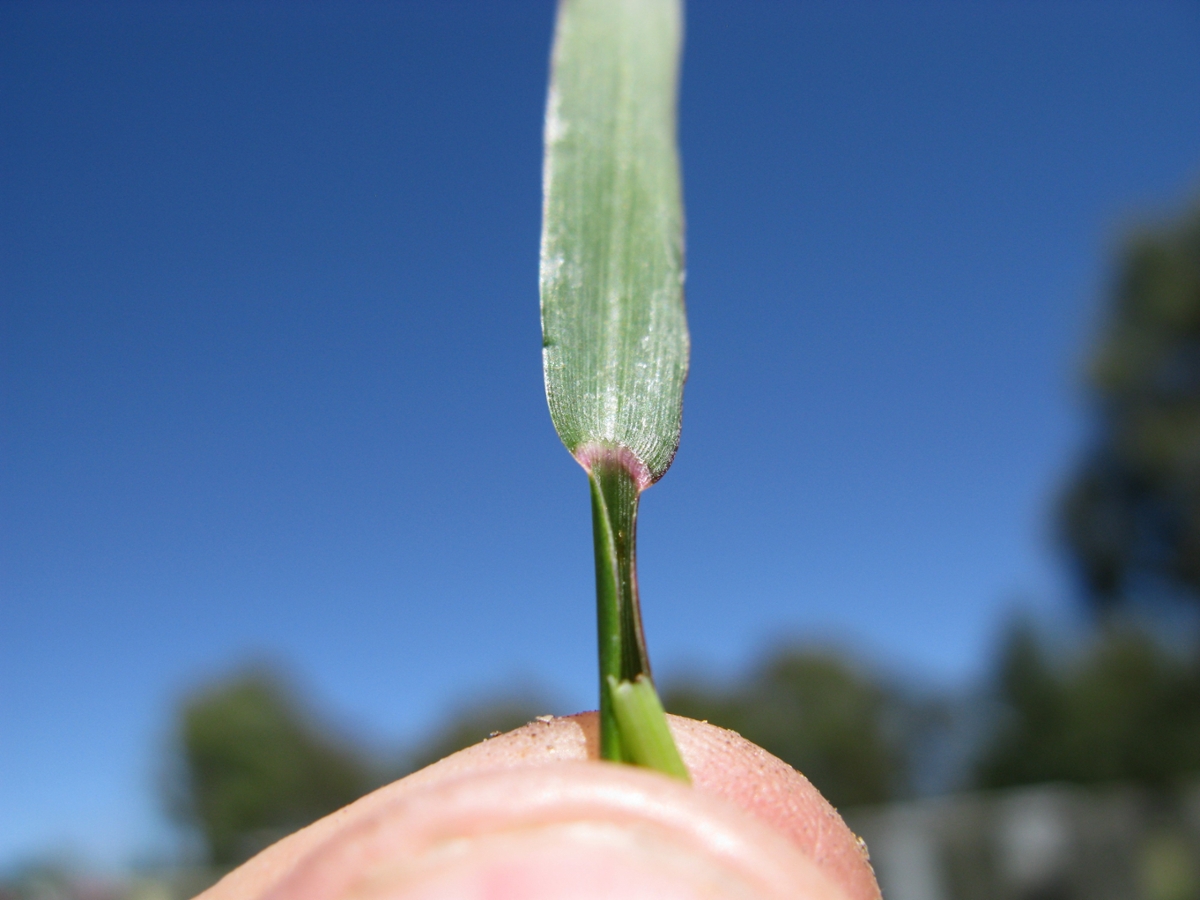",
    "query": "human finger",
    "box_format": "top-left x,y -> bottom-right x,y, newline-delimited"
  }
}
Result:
197,713 -> 879,900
